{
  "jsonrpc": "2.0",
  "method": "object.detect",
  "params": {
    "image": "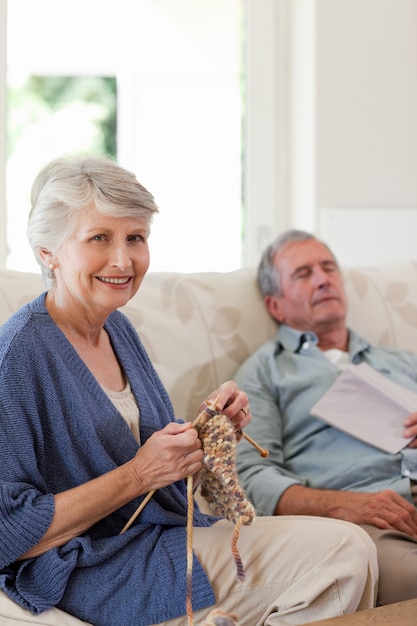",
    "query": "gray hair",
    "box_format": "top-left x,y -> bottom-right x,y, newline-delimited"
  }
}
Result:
257,229 -> 338,297
27,155 -> 159,288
